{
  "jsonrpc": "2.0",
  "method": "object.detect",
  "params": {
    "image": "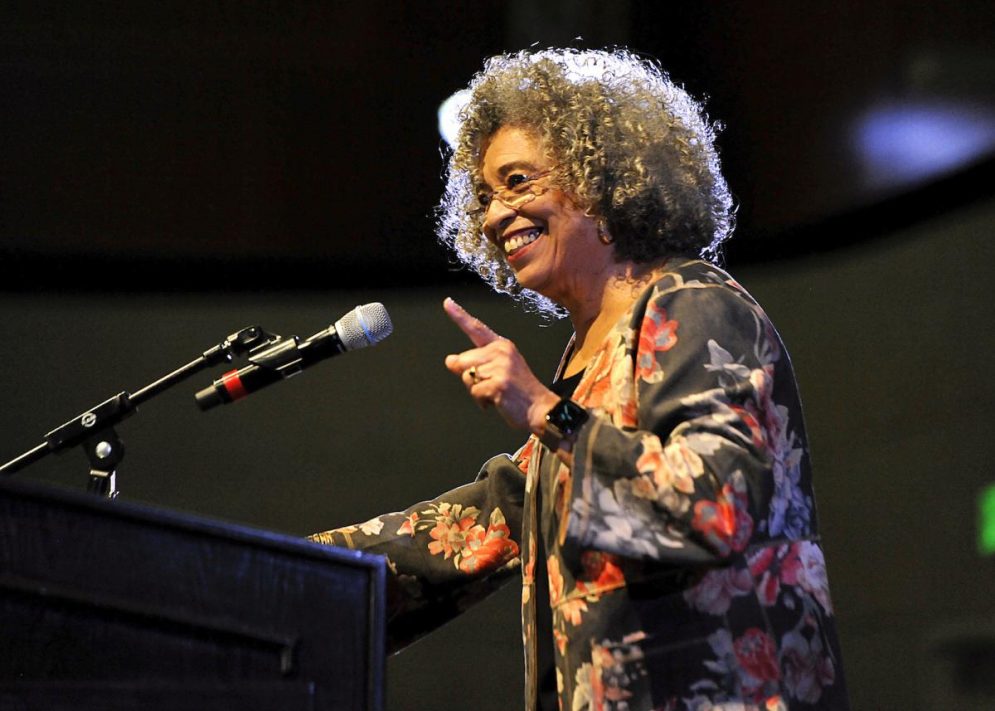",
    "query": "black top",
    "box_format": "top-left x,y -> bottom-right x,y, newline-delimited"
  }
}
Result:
549,370 -> 583,399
